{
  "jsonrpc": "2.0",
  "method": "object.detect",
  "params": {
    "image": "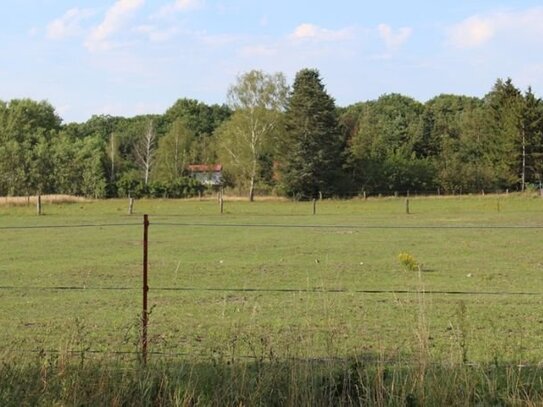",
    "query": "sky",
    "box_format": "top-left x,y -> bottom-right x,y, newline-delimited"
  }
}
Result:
1,0 -> 543,123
